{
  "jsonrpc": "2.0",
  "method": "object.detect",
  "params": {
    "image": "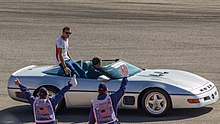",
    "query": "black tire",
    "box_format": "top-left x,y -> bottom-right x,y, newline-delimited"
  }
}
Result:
34,86 -> 65,113
141,88 -> 171,117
